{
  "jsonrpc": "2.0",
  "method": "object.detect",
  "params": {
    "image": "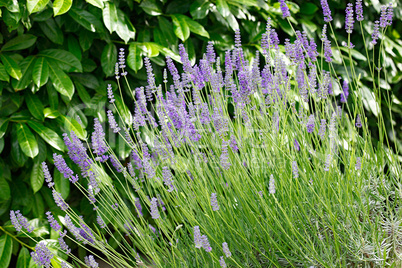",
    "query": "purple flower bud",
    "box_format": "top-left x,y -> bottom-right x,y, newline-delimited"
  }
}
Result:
278,0 -> 290,18
386,3 -> 393,26
220,140 -> 231,170
115,62 -> 120,80
321,0 -> 332,22
356,114 -> 362,128
135,198 -> 143,217
118,48 -> 126,69
292,161 -> 299,179
10,210 -> 22,232
31,242 -> 53,268
162,166 -> 175,192
269,175 -> 276,194
211,193 -> 219,211
324,154 -> 332,171
222,242 -> 232,257
92,118 -> 108,162
84,255 -> 99,268
53,153 -> 74,182
318,119 -> 327,139
294,139 -> 300,151
356,157 -> 362,170
234,29 -> 242,48
345,3 -> 355,34
107,110 -> 120,133
58,235 -> 71,254
201,235 -> 212,252
206,41 -> 216,64
15,210 -> 33,232
306,114 -> 315,133
379,5 -> 388,28
340,80 -> 349,103
96,215 -> 106,228
52,189 -> 68,211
